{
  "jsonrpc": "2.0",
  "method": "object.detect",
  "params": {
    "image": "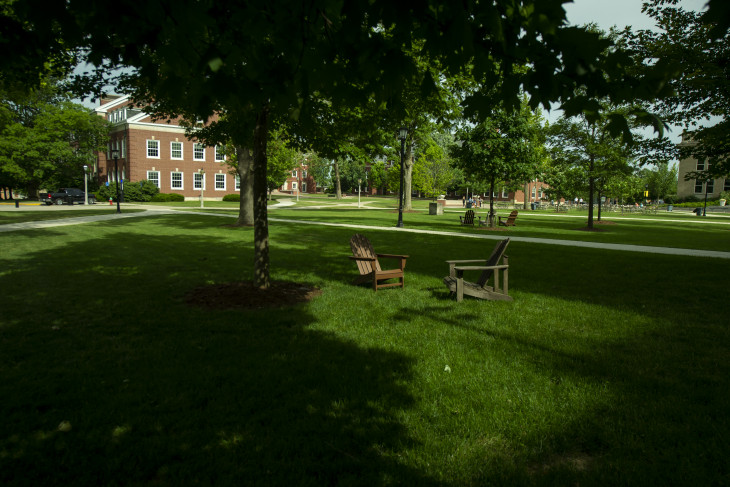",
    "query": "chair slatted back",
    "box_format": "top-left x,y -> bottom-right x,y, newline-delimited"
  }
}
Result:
463,210 -> 475,224
350,234 -> 381,274
476,238 -> 510,288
